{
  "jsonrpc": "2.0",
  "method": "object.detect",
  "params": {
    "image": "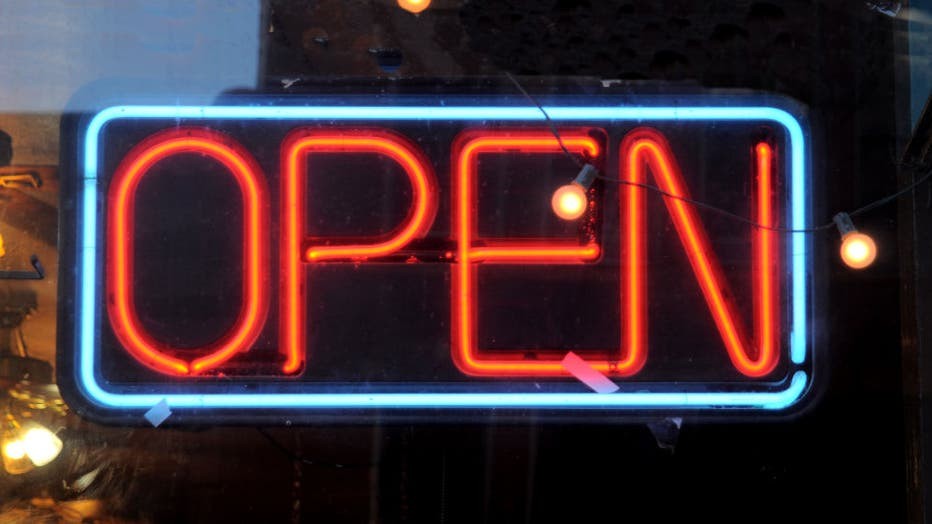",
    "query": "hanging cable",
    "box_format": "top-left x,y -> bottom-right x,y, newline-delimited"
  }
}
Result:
505,72 -> 932,235
505,72 -> 585,168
